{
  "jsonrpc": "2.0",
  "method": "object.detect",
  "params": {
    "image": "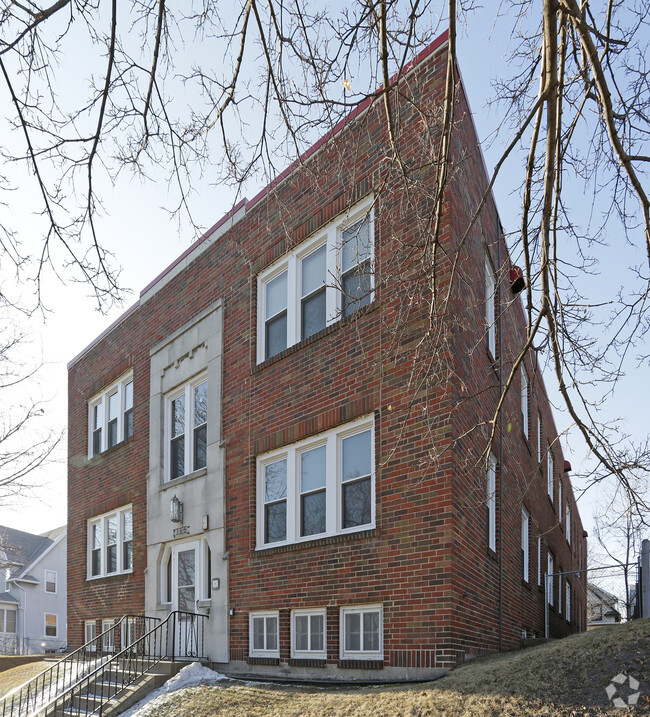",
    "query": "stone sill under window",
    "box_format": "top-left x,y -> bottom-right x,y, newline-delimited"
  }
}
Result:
253,302 -> 376,373
521,579 -> 532,591
86,569 -> 133,582
160,466 -> 208,492
86,434 -> 134,463
253,528 -> 377,557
